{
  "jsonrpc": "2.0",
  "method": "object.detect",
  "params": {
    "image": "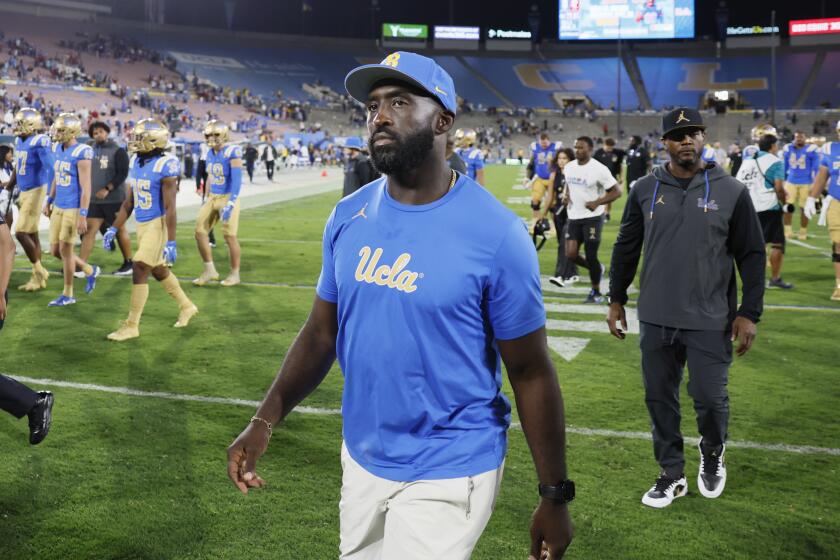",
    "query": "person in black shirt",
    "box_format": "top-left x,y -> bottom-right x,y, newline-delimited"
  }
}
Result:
342,138 -> 378,197
625,135 -> 650,188
446,135 -> 467,175
243,143 -> 258,182
606,108 -> 765,509
0,211 -> 54,444
593,138 -> 625,220
544,147 -> 578,287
